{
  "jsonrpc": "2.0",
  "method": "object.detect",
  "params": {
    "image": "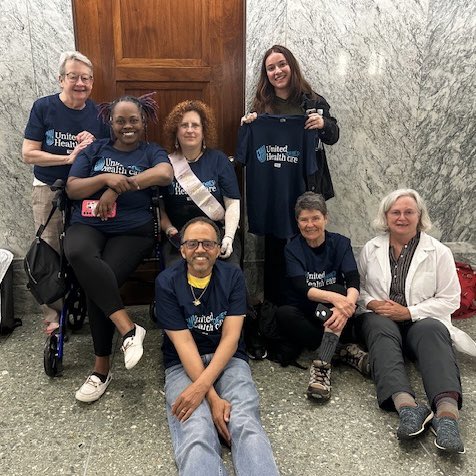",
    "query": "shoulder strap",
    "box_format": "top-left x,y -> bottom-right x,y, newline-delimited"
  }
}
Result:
35,204 -> 58,238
